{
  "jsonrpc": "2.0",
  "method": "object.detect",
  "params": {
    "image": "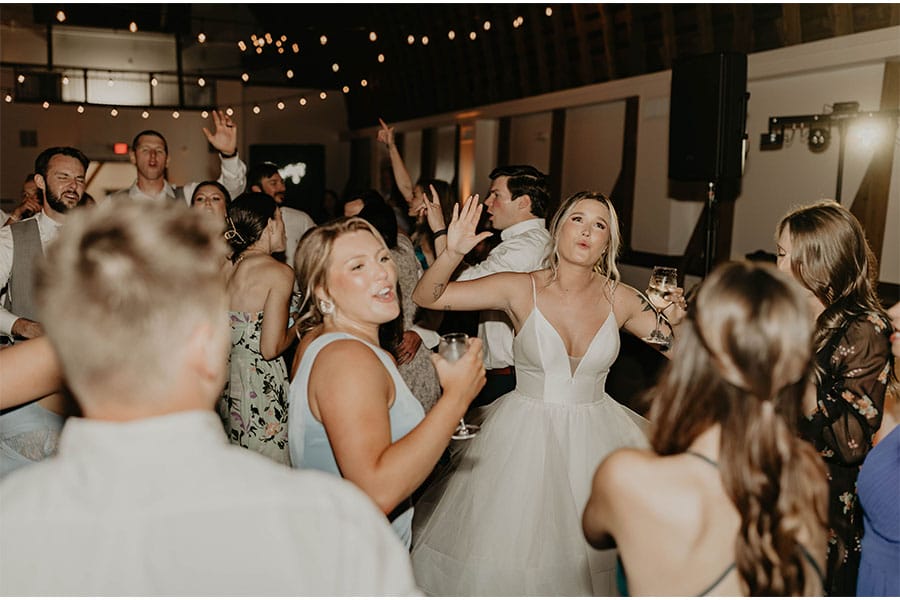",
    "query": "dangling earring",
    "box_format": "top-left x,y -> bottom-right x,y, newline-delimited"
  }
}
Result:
318,298 -> 334,315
